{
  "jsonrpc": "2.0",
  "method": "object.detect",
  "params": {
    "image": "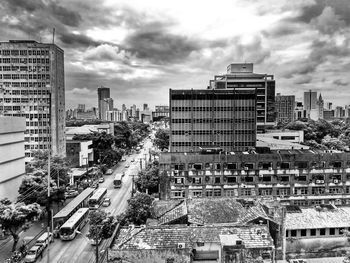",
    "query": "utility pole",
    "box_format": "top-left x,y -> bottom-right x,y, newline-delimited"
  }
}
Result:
46,90 -> 52,263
